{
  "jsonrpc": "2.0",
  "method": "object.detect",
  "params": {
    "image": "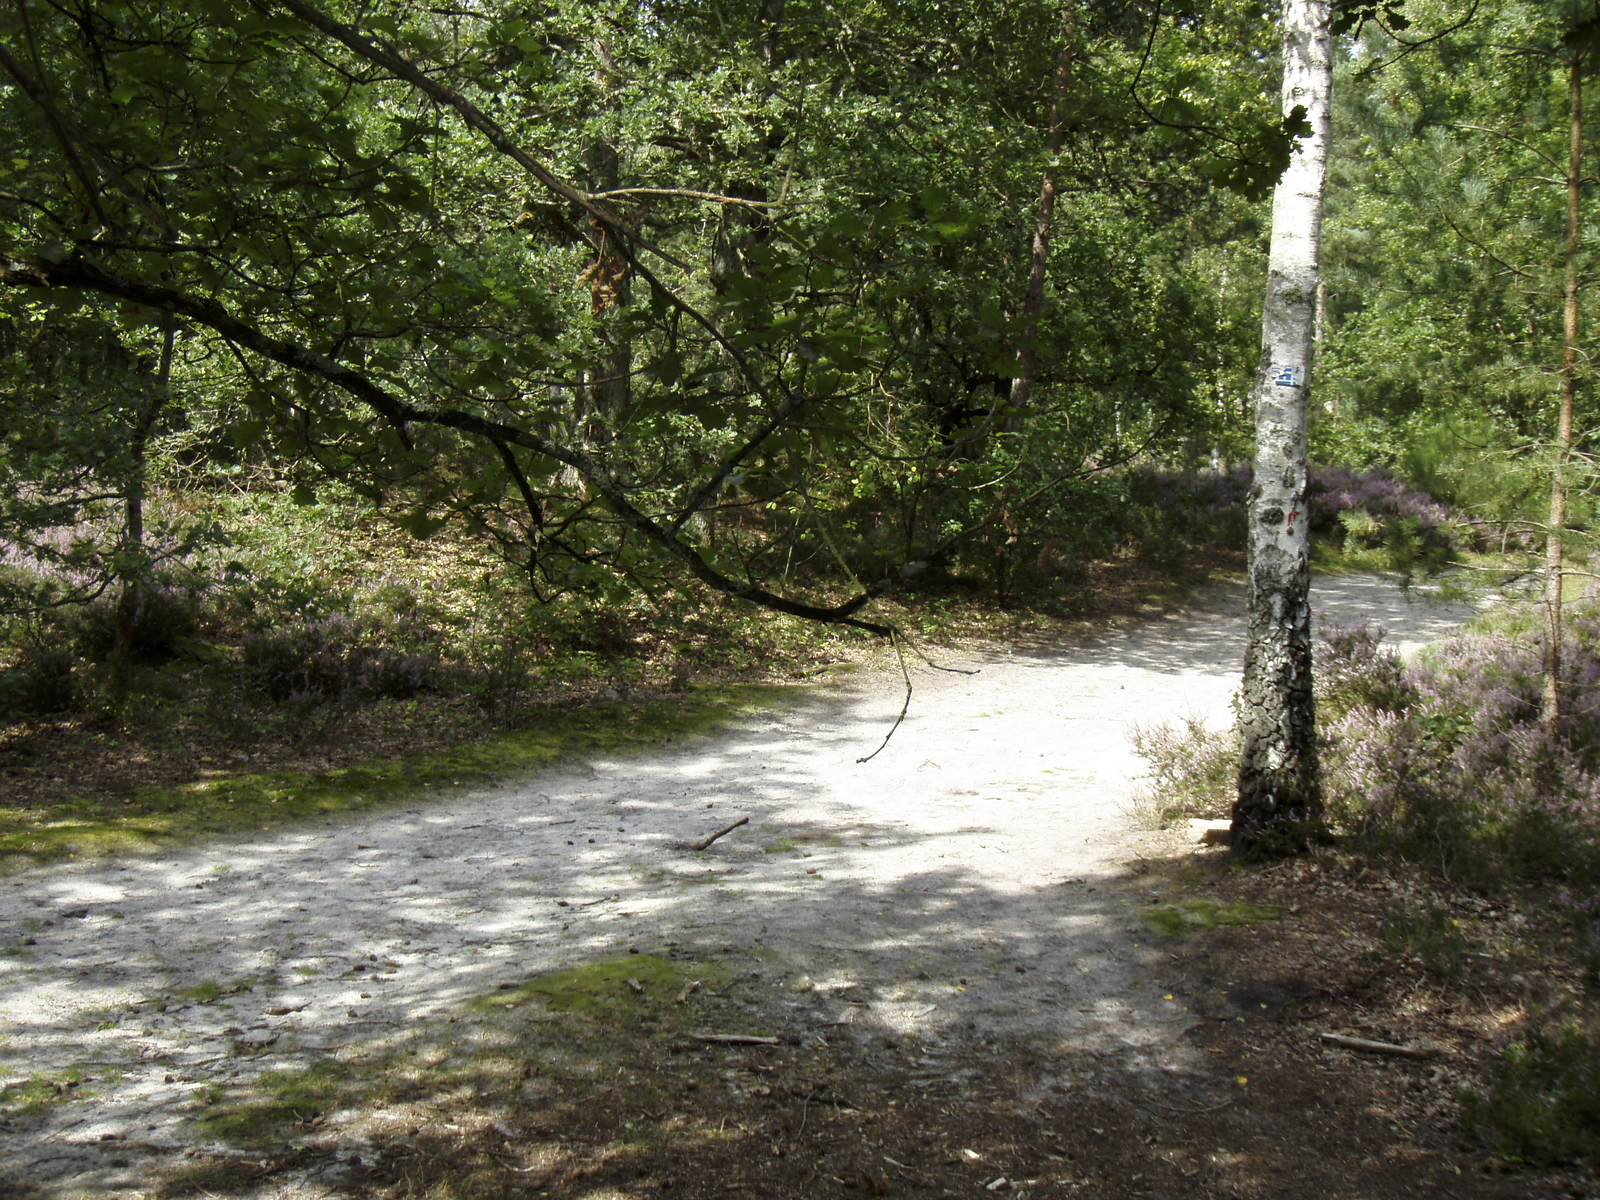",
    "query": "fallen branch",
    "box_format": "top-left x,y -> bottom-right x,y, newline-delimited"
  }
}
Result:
1318,1032 -> 1437,1059
691,1033 -> 780,1045
685,816 -> 749,851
